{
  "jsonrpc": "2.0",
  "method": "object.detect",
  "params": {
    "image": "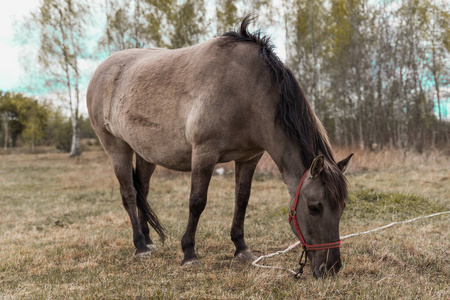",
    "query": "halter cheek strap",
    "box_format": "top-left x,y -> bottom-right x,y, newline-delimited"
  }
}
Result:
288,169 -> 341,276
